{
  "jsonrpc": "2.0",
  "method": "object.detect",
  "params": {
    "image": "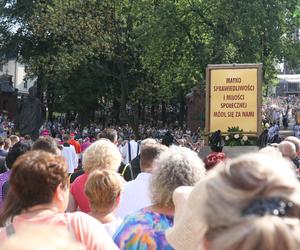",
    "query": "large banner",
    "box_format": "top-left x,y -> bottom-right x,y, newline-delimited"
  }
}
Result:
205,64 -> 262,134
